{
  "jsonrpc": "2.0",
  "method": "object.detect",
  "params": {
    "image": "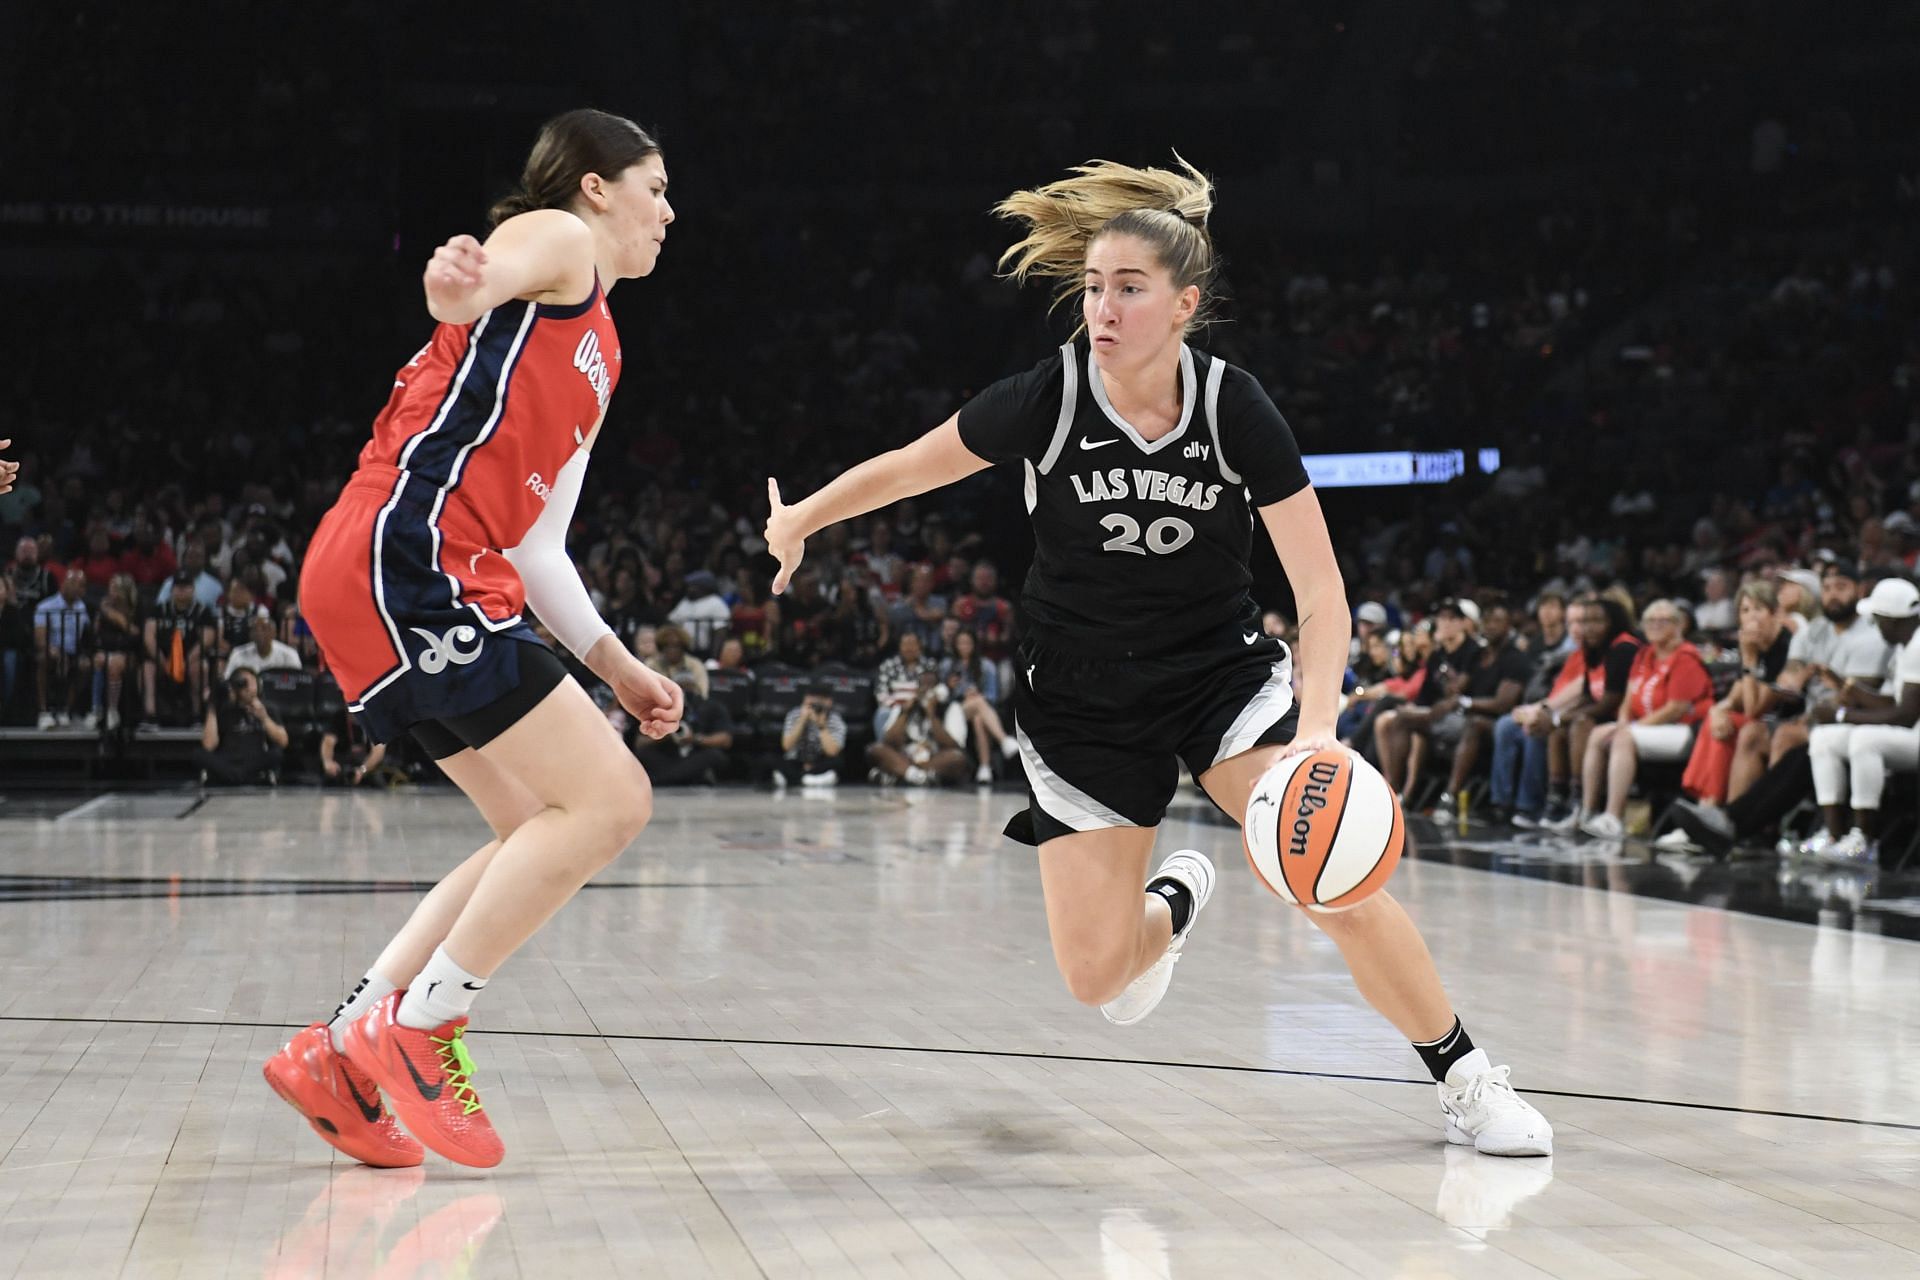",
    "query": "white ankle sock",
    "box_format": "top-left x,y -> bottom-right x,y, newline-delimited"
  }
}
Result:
396,946 -> 489,1030
327,970 -> 397,1052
